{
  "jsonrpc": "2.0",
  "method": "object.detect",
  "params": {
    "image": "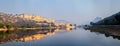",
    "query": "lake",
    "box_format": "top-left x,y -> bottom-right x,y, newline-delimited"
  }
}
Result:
0,28 -> 120,46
